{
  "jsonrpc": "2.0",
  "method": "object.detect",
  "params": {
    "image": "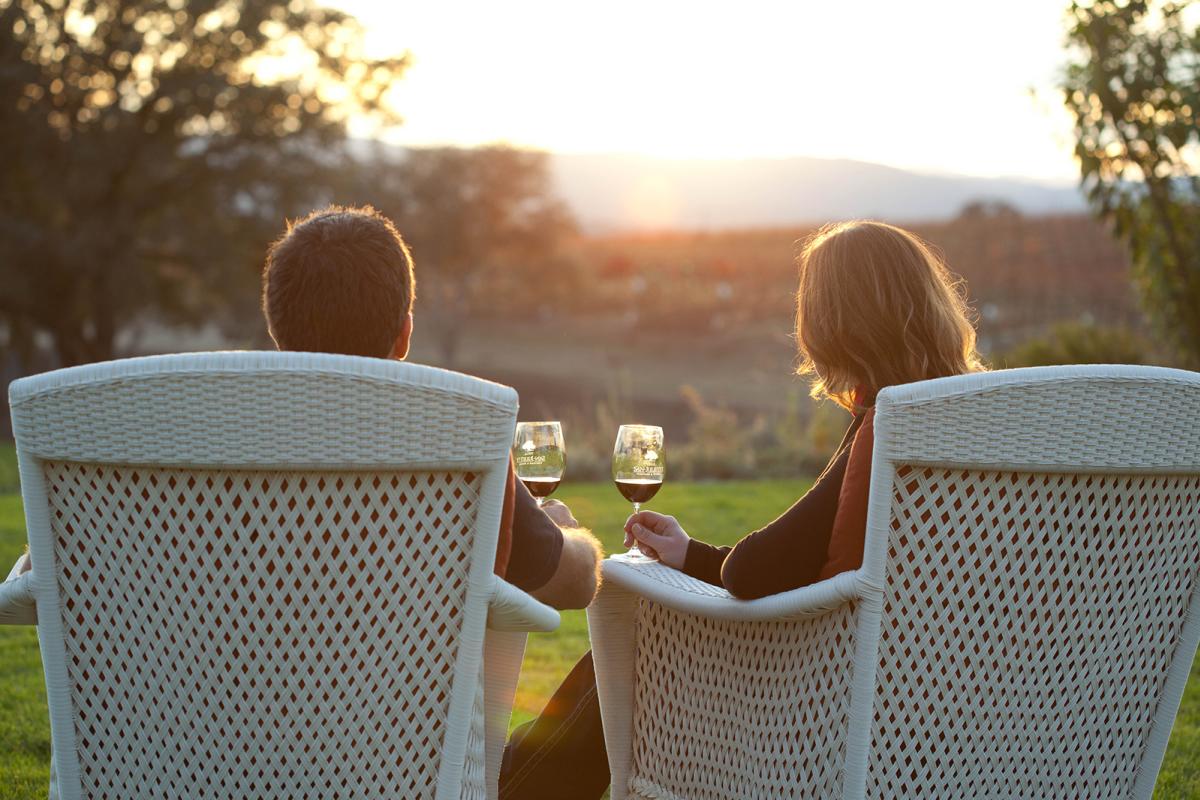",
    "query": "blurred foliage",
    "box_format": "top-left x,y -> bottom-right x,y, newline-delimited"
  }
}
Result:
558,384 -> 850,482
338,144 -> 578,365
0,0 -> 406,367
1063,1 -> 1200,367
999,321 -> 1151,368
673,384 -> 759,479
